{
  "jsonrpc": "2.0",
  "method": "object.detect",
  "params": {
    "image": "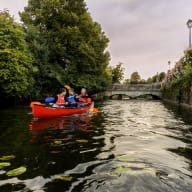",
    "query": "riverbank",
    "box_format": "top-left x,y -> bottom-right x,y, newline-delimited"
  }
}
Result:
161,49 -> 192,108
161,86 -> 192,108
